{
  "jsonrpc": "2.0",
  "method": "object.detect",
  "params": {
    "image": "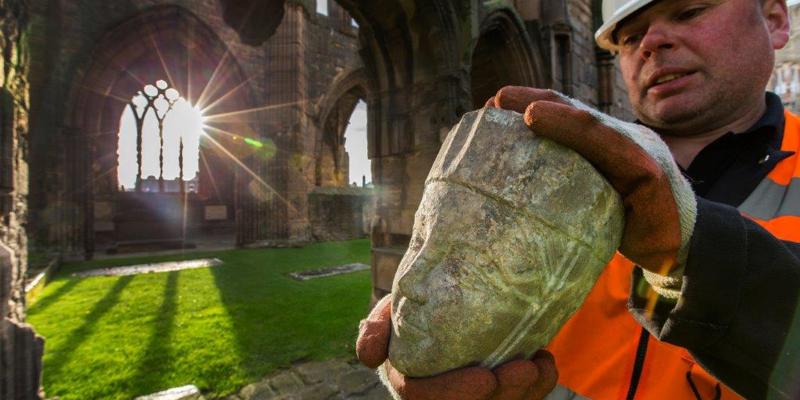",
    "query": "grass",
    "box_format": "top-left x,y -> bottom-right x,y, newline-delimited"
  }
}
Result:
27,239 -> 373,400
